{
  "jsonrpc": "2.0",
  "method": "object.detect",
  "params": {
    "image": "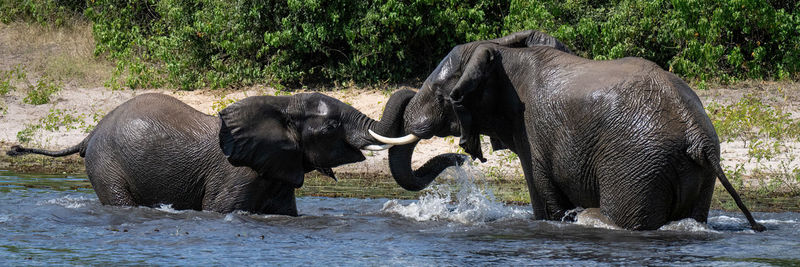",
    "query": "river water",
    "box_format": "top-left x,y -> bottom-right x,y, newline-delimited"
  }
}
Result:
1,168 -> 799,266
